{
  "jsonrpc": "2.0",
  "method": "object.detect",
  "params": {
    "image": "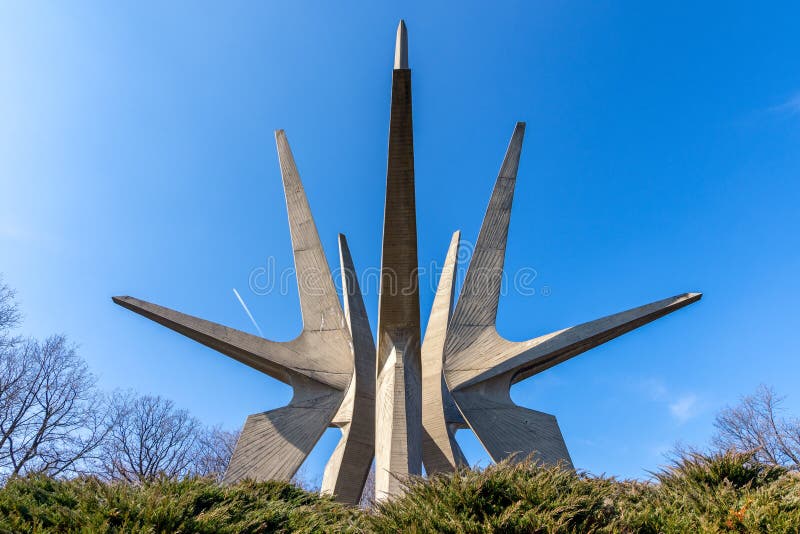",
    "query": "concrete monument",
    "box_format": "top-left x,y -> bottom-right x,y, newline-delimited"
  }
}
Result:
113,21 -> 700,503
